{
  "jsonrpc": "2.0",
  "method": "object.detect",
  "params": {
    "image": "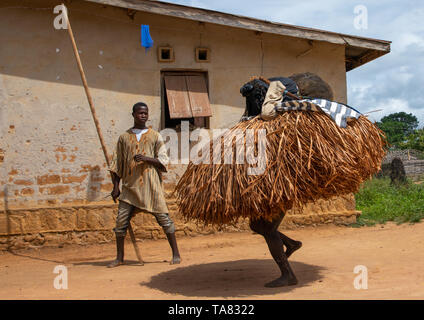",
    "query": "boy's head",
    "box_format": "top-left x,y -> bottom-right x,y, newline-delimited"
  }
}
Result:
132,102 -> 148,113
132,102 -> 149,126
